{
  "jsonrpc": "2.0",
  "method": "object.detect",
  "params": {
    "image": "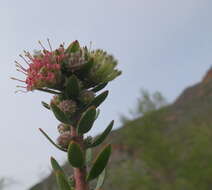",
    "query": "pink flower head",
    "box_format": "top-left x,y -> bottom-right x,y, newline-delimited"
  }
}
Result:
12,40 -> 65,91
